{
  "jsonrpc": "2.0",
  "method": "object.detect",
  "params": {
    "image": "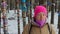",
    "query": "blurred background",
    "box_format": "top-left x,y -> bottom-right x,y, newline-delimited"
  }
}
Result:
0,0 -> 60,34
